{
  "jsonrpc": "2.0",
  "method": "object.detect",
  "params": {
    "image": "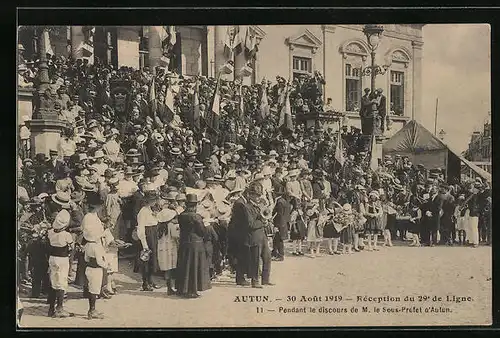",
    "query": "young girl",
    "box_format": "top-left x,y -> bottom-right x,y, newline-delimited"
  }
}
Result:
305,200 -> 323,257
322,199 -> 342,255
289,199 -> 306,256
157,206 -> 179,295
407,199 -> 422,247
336,204 -> 357,254
47,209 -> 74,318
364,191 -> 383,251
